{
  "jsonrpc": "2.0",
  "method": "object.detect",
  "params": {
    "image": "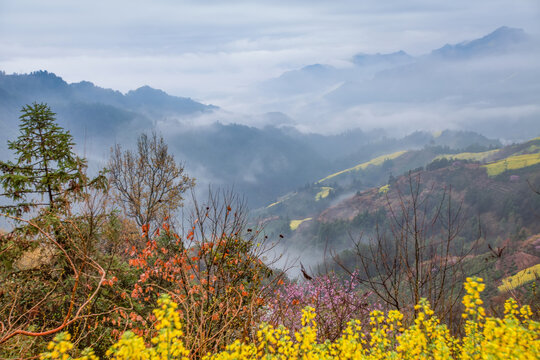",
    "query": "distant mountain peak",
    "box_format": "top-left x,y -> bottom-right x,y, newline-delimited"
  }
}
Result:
127,85 -> 167,96
488,26 -> 526,39
0,71 -> 217,118
71,80 -> 96,89
431,26 -> 528,59
26,70 -> 69,87
298,63 -> 336,74
463,26 -> 527,48
123,85 -> 217,111
352,50 -> 412,66
29,69 -> 65,80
